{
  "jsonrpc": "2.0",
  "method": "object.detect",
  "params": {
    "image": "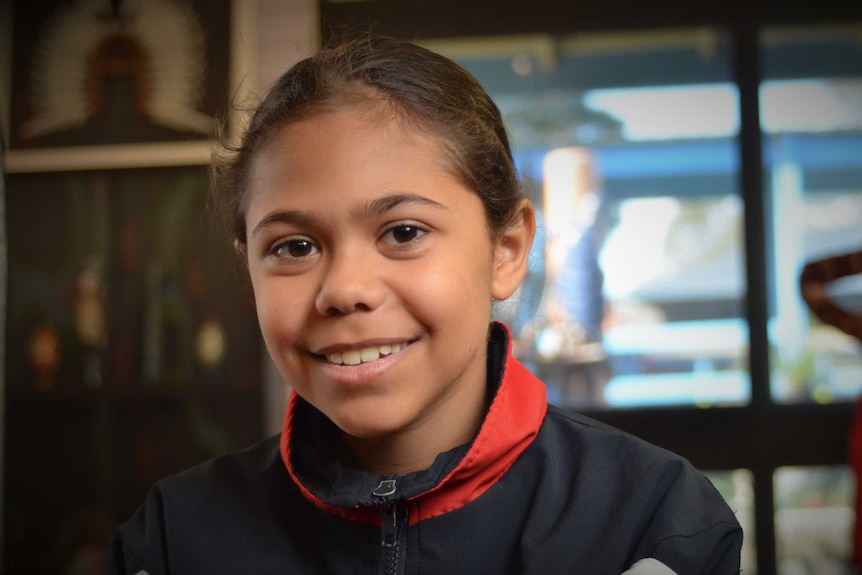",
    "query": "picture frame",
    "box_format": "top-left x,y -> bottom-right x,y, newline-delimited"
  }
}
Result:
4,0 -> 244,173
